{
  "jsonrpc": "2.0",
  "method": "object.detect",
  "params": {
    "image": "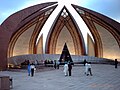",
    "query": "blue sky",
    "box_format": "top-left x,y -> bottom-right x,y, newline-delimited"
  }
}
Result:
0,0 -> 120,25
